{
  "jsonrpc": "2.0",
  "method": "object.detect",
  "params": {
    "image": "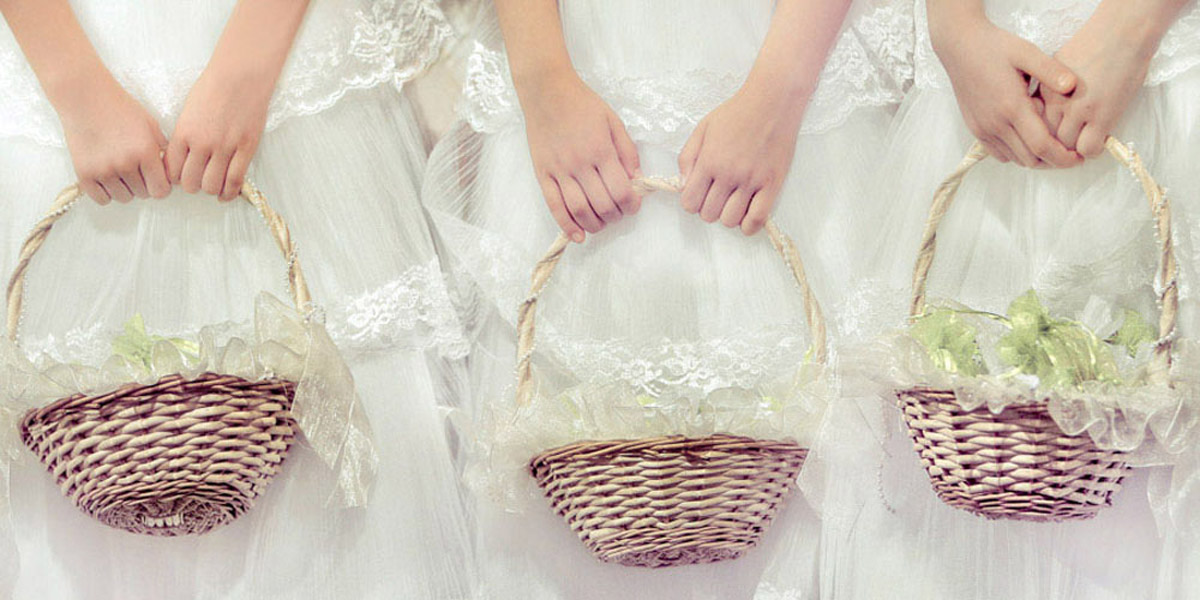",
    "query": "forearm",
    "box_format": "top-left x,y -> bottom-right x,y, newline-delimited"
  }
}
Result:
746,0 -> 854,107
0,0 -> 115,116
1092,0 -> 1190,58
206,0 -> 310,97
495,0 -> 577,102
927,0 -> 988,56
